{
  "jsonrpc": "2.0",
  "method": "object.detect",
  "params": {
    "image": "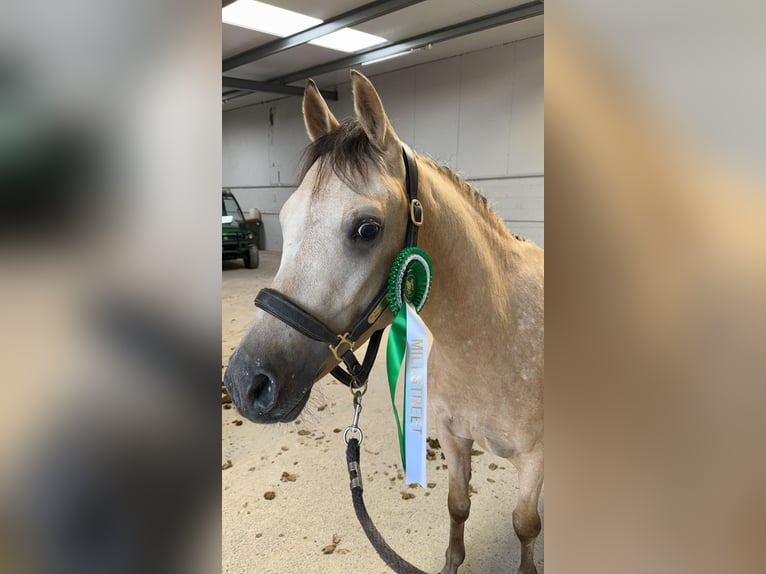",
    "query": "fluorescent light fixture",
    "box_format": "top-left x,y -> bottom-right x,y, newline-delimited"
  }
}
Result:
223,0 -> 320,37
223,1 -> 388,53
361,49 -> 418,66
310,28 -> 387,53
